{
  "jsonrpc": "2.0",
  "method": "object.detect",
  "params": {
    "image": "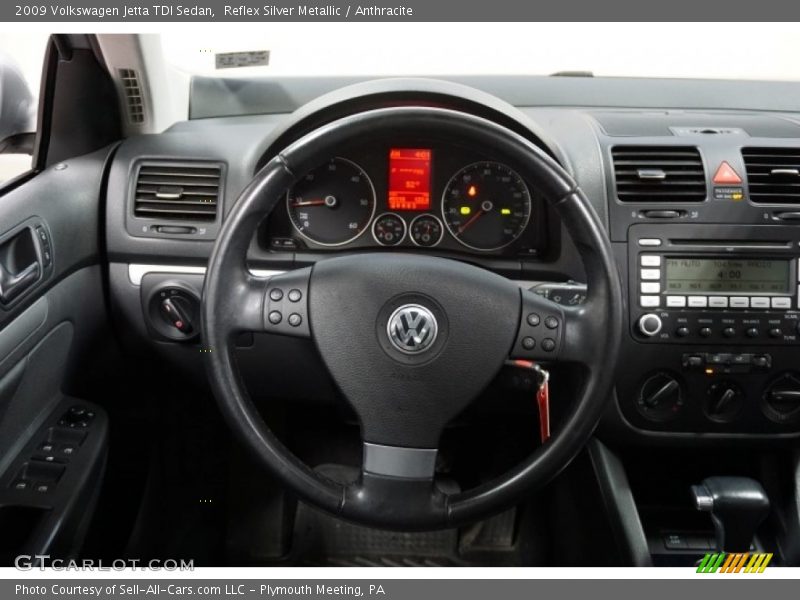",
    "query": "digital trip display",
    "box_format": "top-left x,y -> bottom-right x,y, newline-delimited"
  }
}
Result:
665,258 -> 790,294
388,148 -> 432,211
